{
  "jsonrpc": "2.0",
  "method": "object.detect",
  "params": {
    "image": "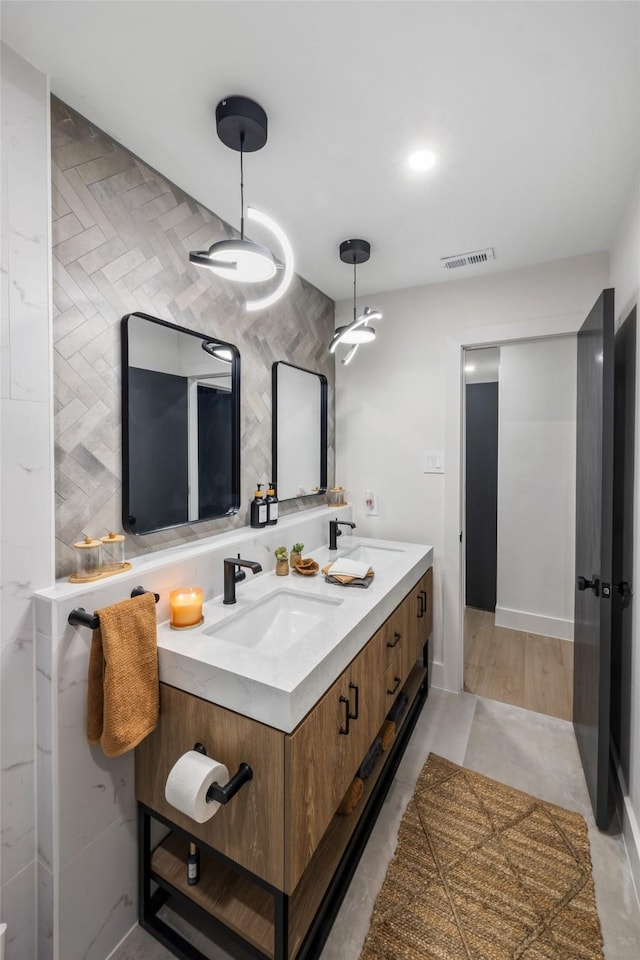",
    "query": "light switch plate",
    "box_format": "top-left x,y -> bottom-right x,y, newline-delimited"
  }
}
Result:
423,450 -> 445,474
